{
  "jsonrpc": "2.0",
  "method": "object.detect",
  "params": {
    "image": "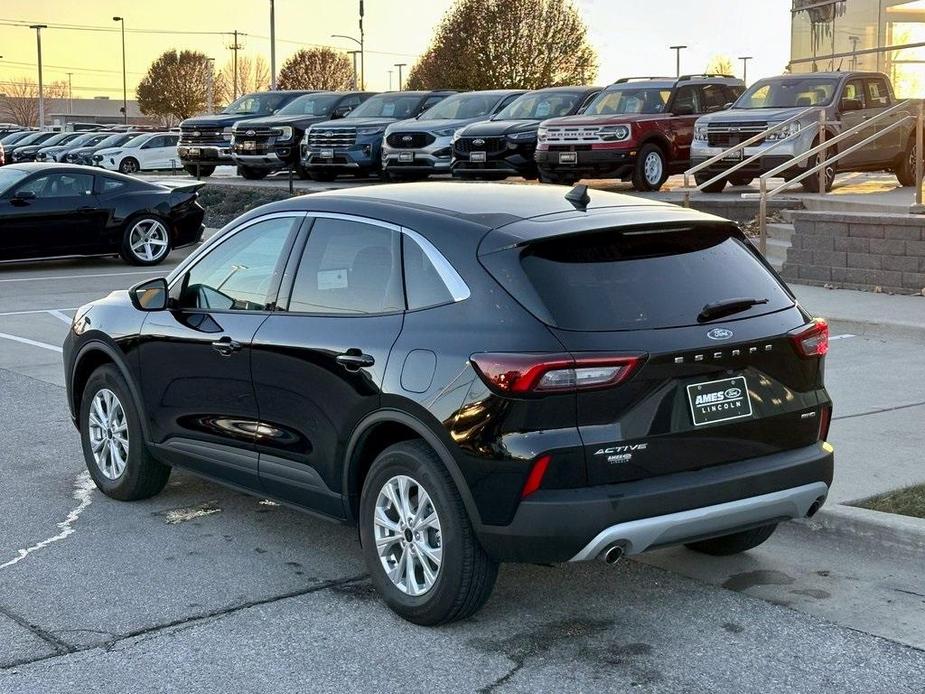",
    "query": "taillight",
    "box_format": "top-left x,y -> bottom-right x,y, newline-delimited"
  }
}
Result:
469,353 -> 642,394
521,454 -> 551,498
789,319 -> 829,358
818,404 -> 832,441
